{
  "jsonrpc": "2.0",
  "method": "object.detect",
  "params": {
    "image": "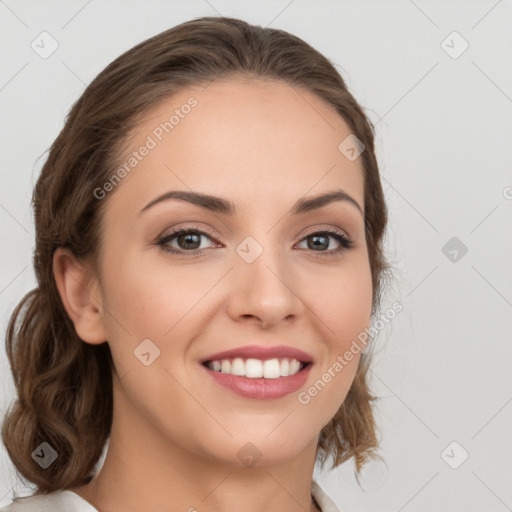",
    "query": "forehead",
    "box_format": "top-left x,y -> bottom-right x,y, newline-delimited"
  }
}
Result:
105,78 -> 365,220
